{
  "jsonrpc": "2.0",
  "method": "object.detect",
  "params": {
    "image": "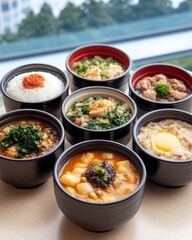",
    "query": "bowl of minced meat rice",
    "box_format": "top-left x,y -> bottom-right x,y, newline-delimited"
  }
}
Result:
1,64 -> 69,119
66,44 -> 132,93
129,63 -> 192,118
